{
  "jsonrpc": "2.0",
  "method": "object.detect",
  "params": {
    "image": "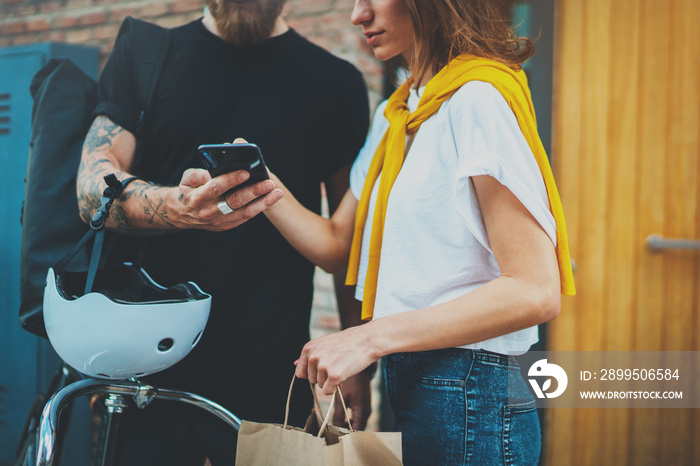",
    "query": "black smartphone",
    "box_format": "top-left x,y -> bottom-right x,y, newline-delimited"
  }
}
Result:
198,143 -> 270,190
